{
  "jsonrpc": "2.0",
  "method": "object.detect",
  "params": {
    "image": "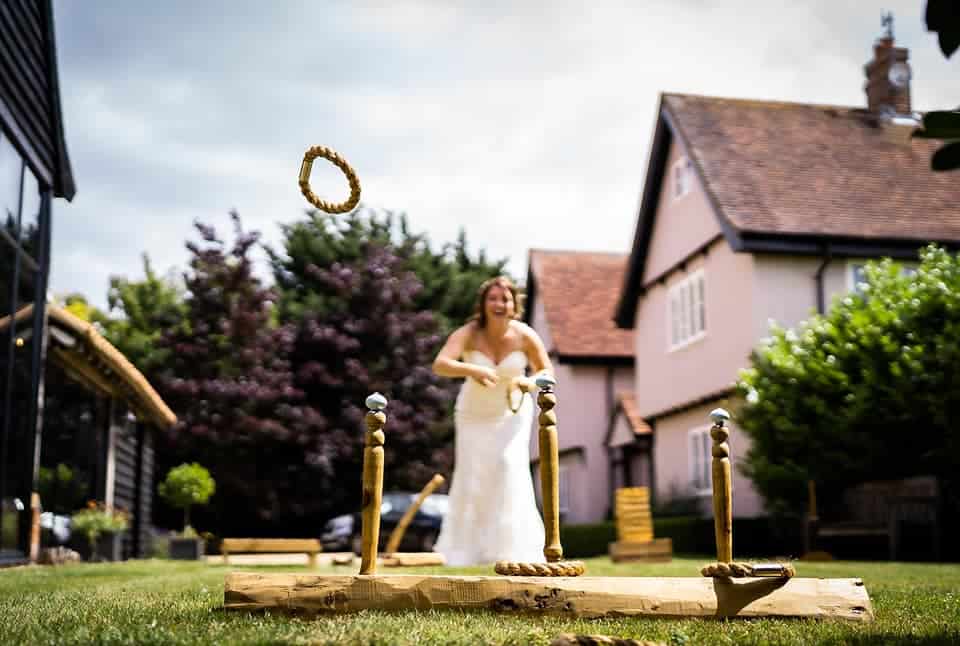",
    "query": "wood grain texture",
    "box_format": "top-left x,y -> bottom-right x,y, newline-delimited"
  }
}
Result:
710,423 -> 733,563
538,390 -> 562,562
223,573 -> 874,621
359,410 -> 386,575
